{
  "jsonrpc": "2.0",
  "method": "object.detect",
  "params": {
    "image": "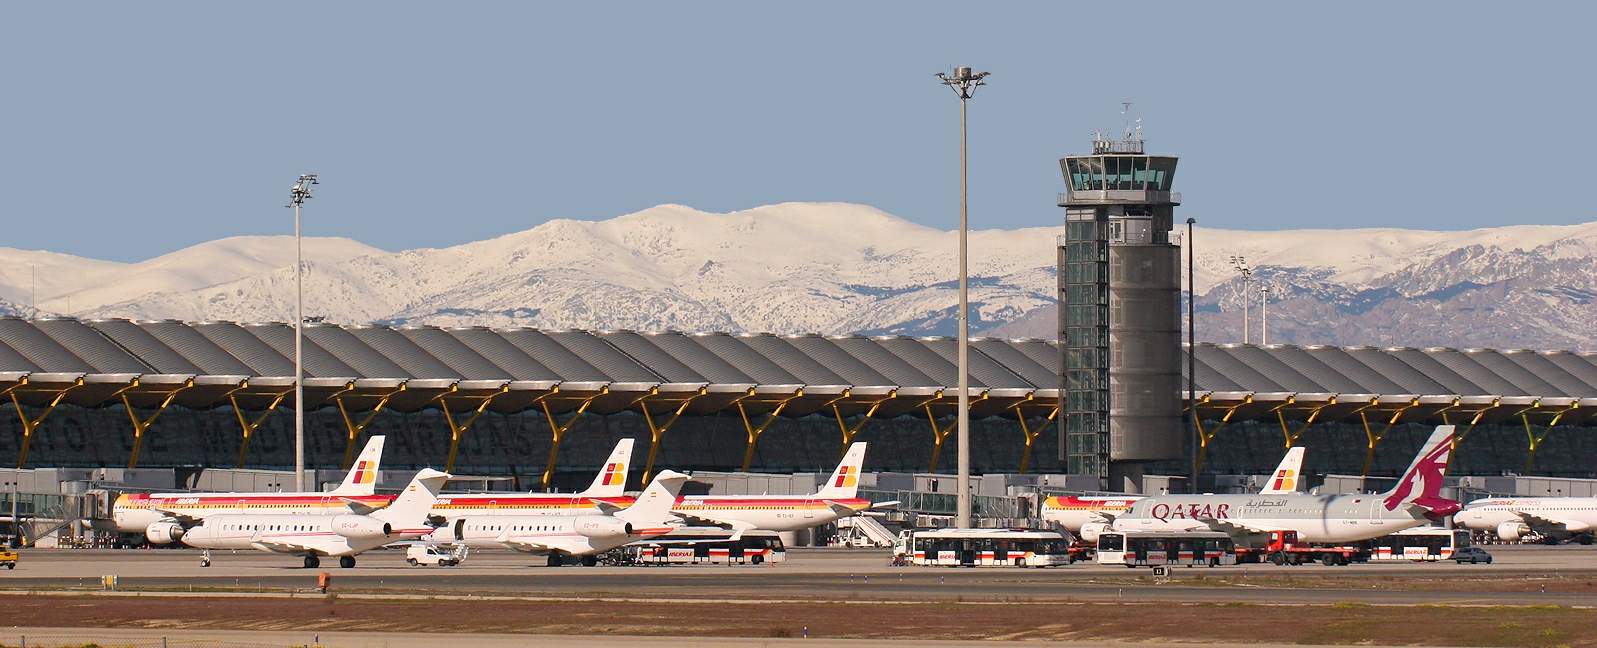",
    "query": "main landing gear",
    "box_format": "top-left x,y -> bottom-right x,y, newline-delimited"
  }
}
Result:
303,555 -> 320,569
340,556 -> 357,569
